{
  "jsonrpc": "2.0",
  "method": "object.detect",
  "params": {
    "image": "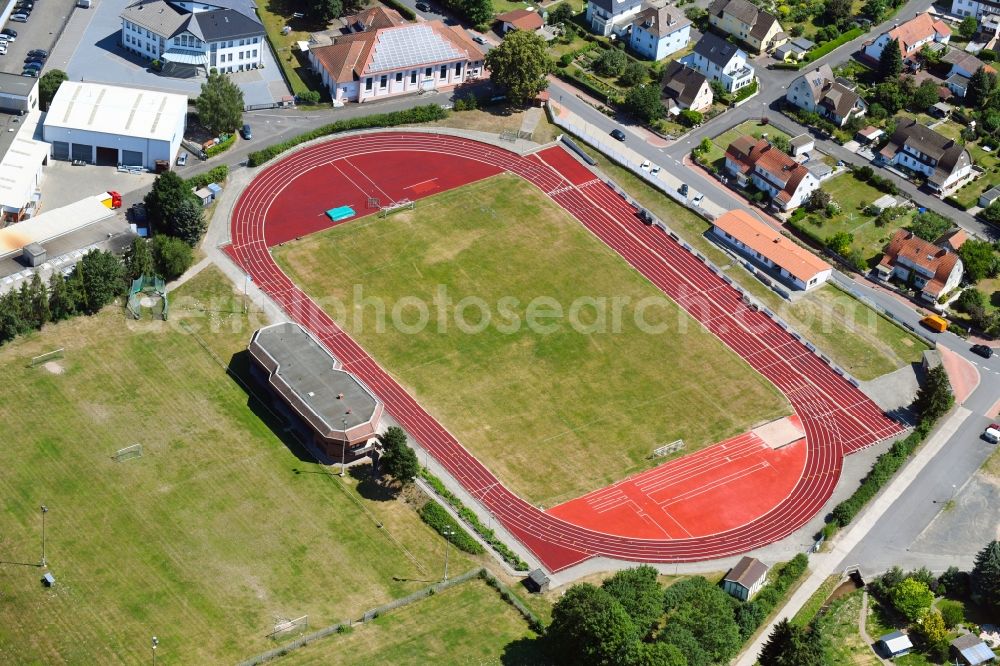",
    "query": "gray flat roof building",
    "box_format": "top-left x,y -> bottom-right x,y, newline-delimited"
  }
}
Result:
0,72 -> 39,114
